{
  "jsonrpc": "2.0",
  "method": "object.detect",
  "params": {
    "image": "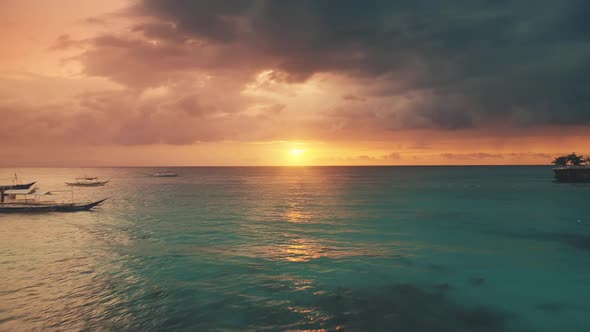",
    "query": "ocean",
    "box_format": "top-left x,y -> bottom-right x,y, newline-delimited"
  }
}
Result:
1,166 -> 589,331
